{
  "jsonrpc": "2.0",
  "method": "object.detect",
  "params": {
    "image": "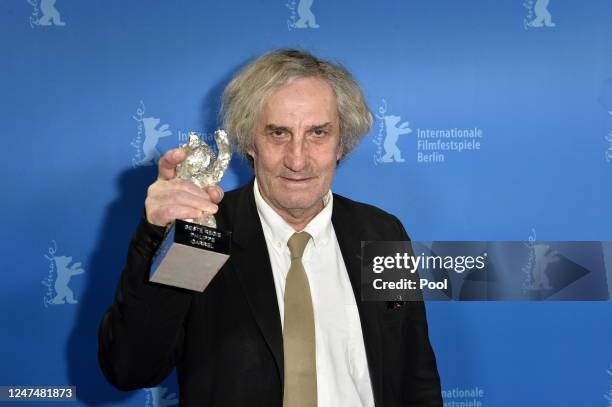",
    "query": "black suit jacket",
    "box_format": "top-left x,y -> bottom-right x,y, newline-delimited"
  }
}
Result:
98,180 -> 442,406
